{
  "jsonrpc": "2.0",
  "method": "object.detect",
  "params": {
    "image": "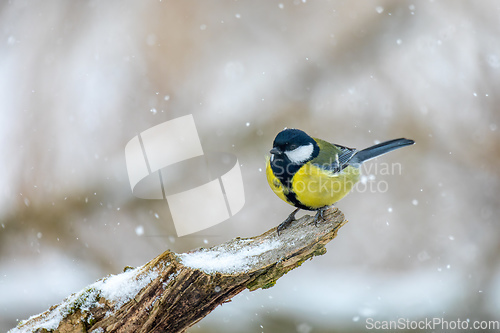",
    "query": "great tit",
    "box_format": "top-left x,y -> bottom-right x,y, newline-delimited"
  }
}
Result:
266,128 -> 414,235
